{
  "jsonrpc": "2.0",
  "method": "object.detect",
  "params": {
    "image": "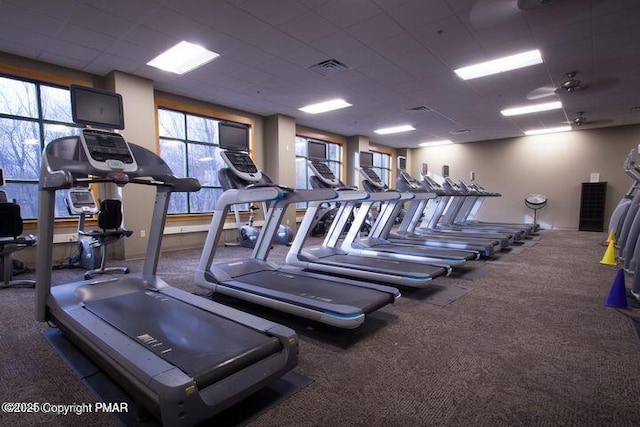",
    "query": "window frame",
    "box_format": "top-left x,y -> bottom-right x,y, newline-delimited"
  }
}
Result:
0,61 -> 97,229
294,128 -> 345,211
369,145 -> 395,187
155,94 -> 255,221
